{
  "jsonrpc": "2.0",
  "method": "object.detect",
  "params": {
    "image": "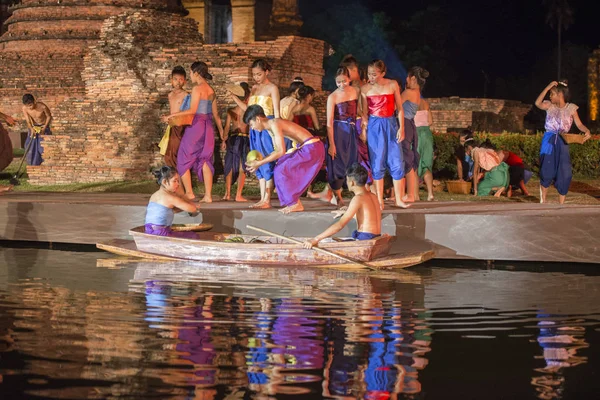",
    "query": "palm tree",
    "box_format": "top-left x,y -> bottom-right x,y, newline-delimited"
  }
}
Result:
544,0 -> 574,79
